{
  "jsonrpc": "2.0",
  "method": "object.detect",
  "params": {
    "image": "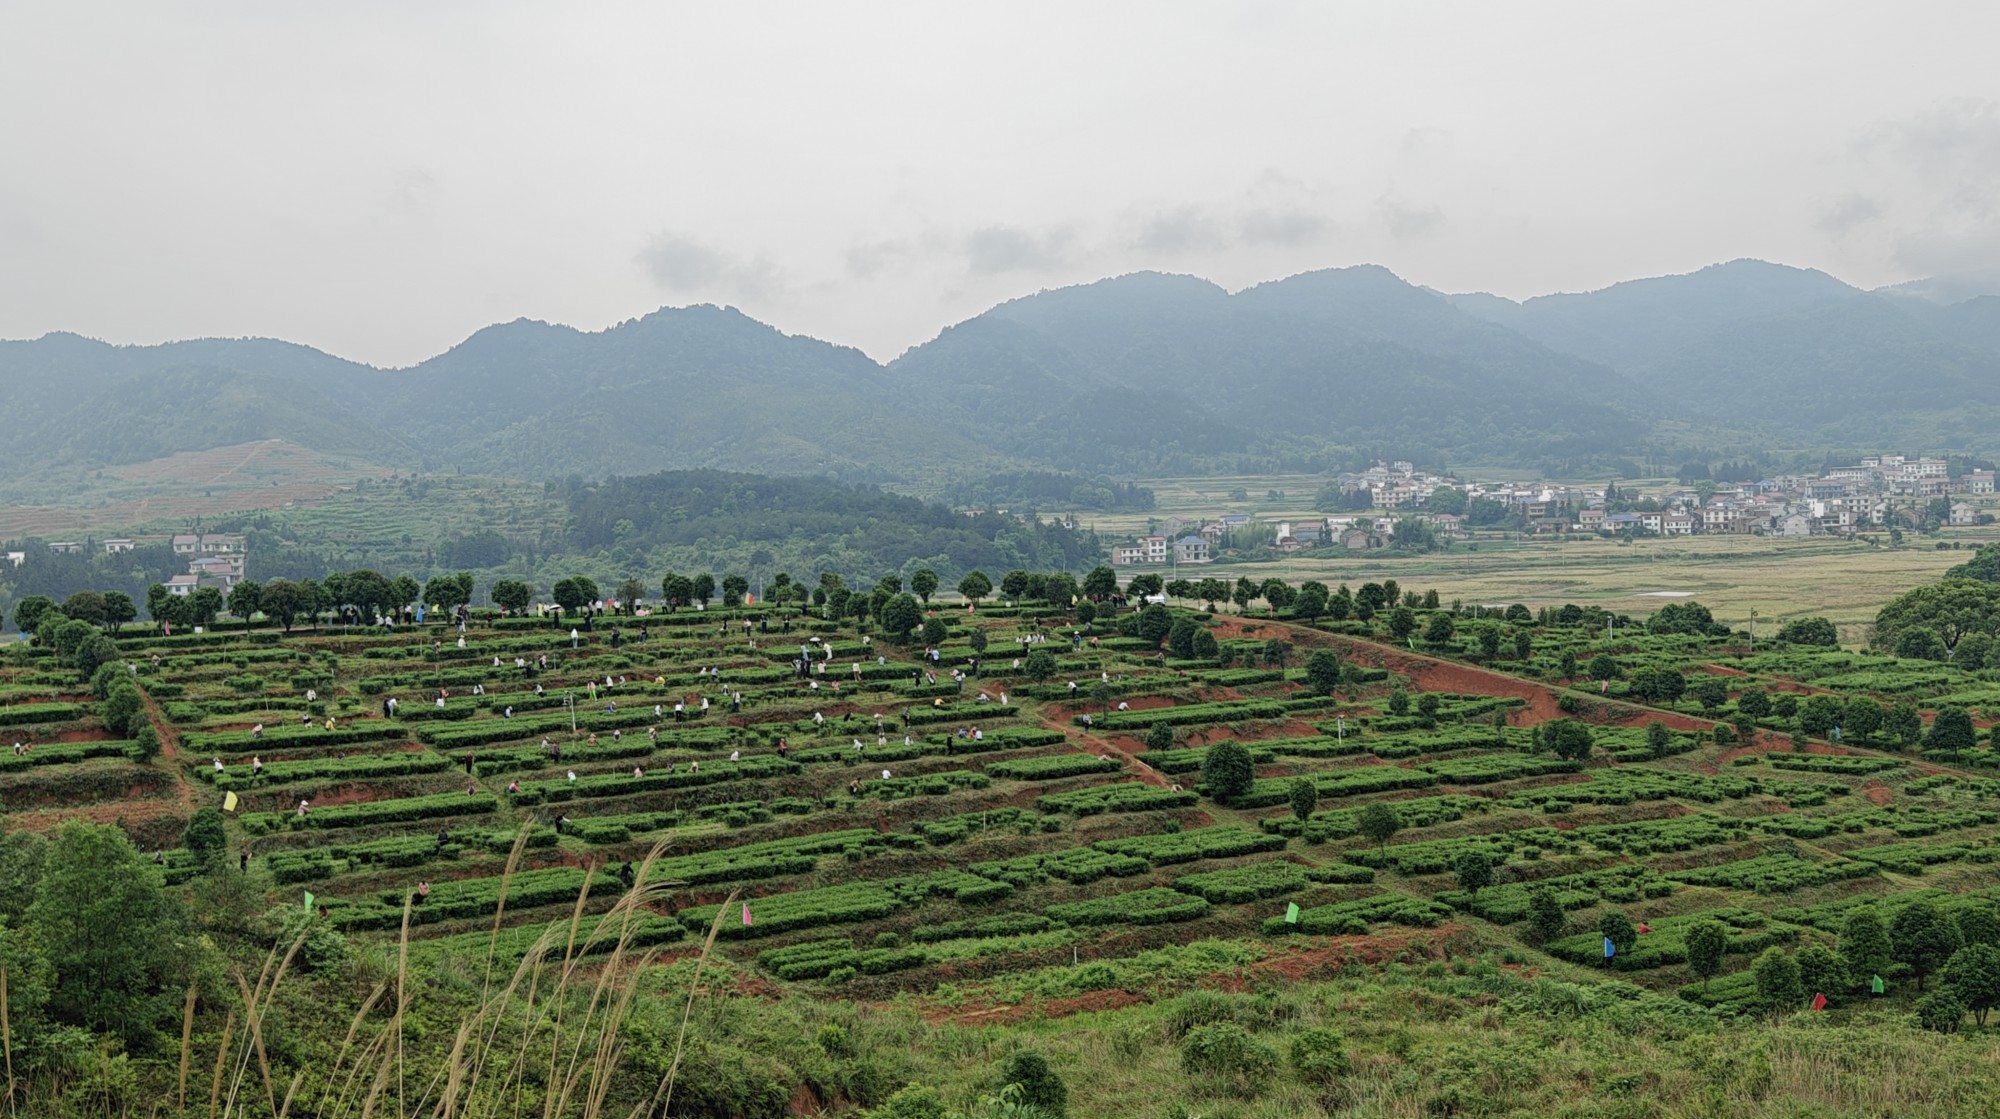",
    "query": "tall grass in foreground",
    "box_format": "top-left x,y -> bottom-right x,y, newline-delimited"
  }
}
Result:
182,827 -> 732,1119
